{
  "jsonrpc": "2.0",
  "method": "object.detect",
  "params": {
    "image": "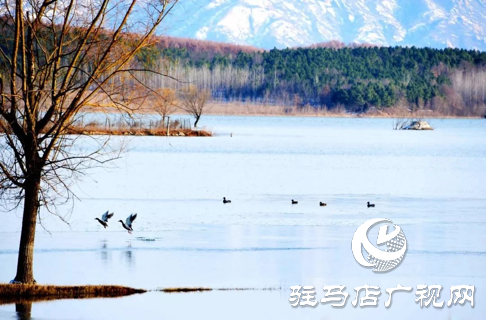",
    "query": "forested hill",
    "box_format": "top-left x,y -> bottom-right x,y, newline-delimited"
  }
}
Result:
140,39 -> 486,116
